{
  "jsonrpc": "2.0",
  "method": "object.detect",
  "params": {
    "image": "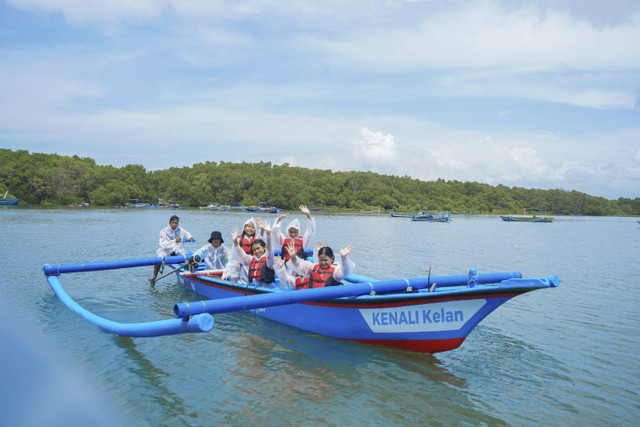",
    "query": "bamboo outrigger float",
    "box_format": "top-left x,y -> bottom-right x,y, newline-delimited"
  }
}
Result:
43,254 -> 559,354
